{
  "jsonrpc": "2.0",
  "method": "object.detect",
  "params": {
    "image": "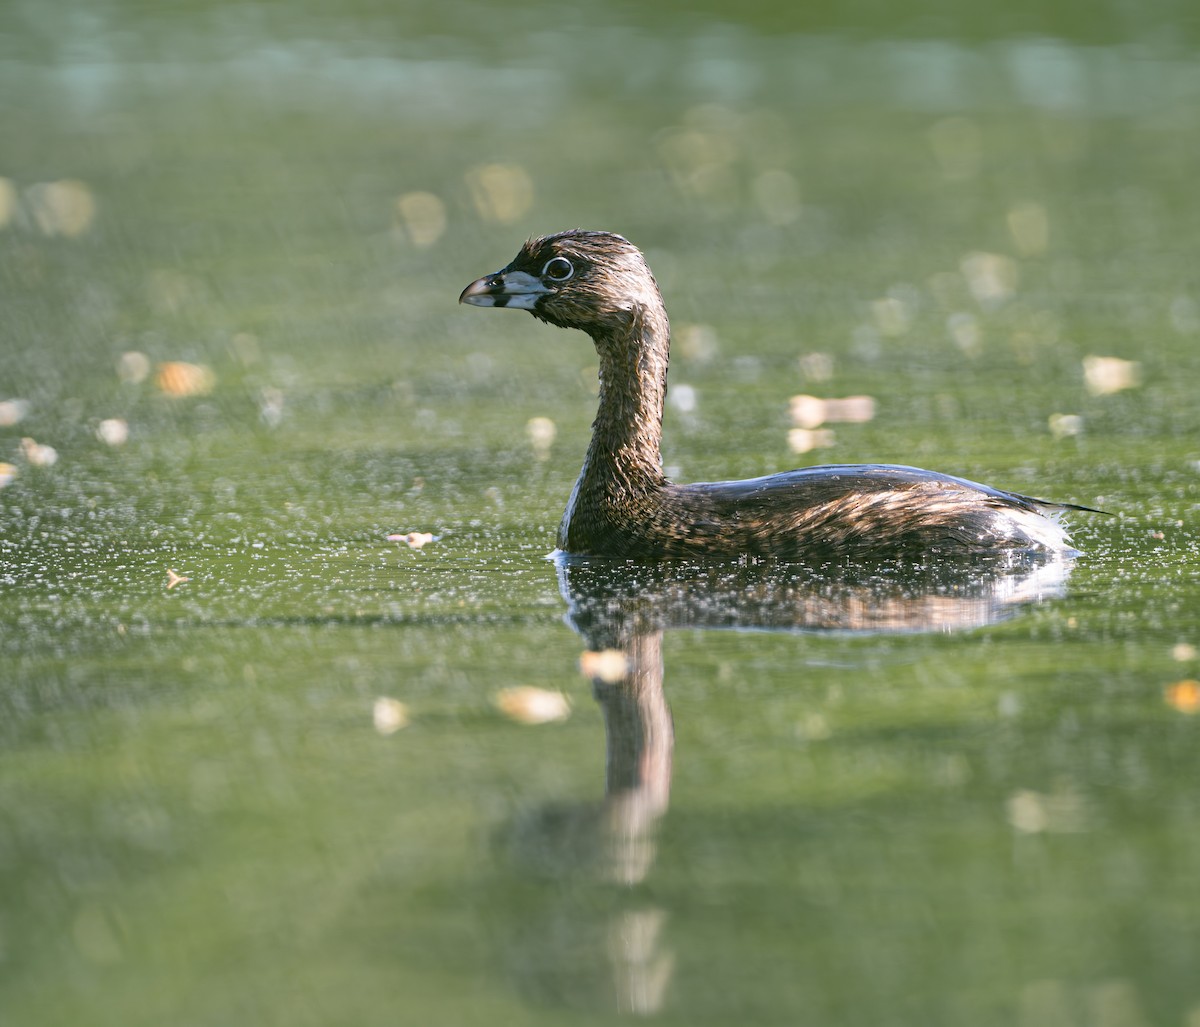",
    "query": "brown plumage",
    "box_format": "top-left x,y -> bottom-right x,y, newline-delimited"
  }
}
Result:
460,230 -> 1091,560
